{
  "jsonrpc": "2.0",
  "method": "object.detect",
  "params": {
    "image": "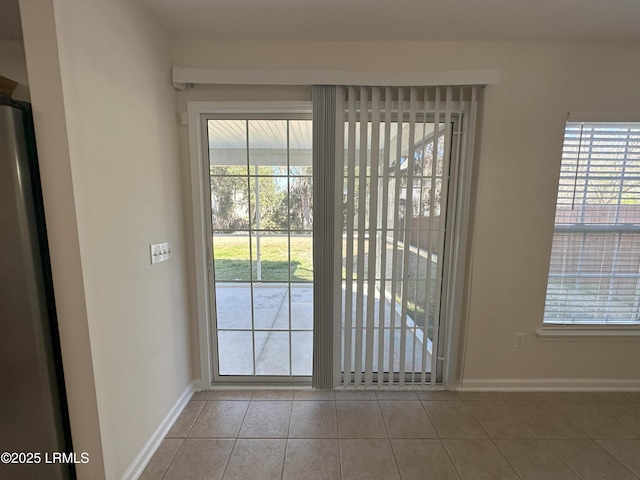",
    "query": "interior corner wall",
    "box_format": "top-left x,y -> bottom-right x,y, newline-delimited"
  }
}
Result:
171,40 -> 640,388
20,0 -> 193,478
0,40 -> 30,101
